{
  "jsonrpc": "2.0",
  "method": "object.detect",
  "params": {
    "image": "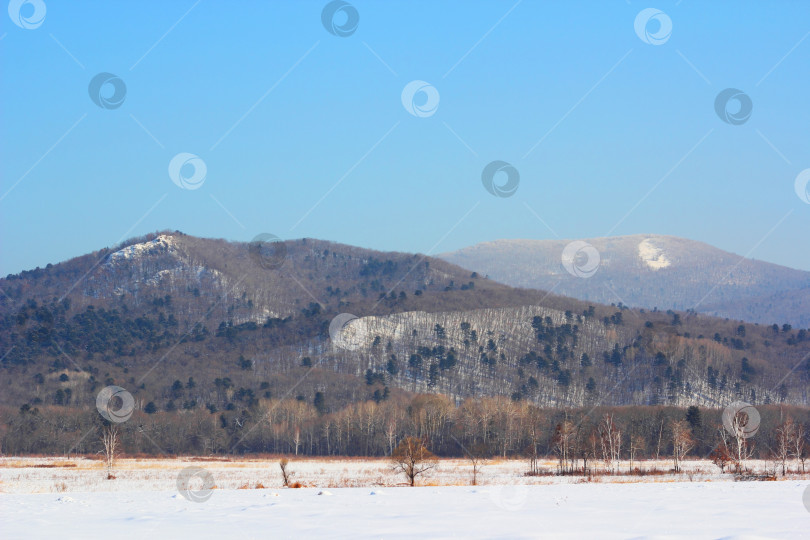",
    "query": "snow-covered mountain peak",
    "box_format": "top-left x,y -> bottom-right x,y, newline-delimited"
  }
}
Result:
108,235 -> 178,264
